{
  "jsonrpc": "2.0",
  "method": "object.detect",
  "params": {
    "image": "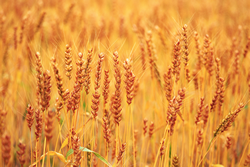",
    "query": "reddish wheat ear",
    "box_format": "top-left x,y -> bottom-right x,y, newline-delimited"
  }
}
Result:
17,141 -> 26,167
2,132 -> 11,165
